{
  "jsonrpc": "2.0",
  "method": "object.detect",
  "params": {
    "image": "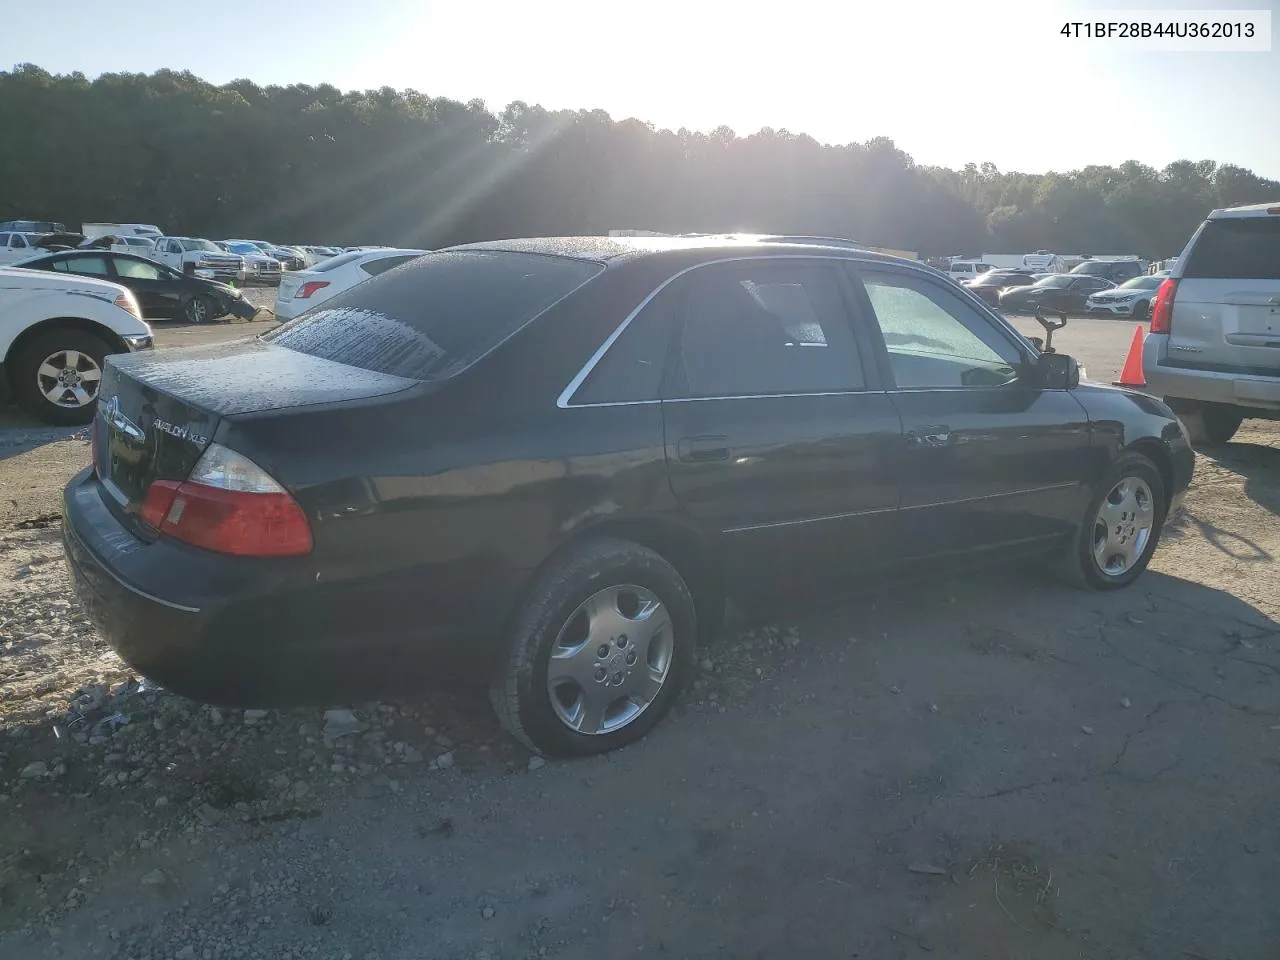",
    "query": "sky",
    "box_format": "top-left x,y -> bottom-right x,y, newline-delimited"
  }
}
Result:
2,0 -> 1278,179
